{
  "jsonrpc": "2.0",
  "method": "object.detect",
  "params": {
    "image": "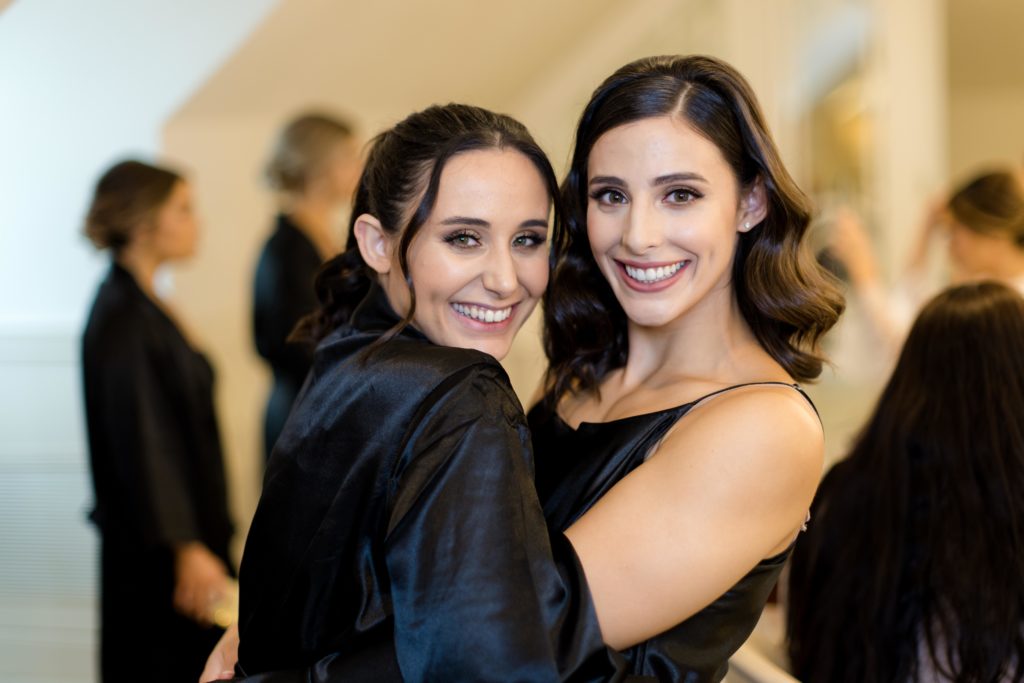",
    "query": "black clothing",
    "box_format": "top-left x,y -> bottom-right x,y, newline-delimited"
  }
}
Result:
528,383 -> 810,683
82,262 -> 233,682
253,214 -> 322,460
237,284 -> 623,682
